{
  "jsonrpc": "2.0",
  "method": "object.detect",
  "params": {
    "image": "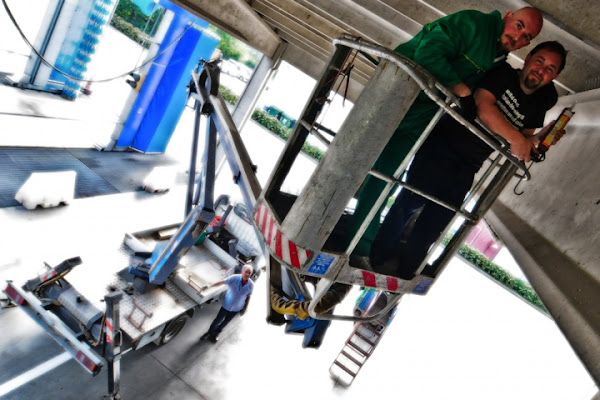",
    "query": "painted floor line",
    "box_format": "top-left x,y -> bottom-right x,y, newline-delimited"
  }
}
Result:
0,352 -> 71,397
